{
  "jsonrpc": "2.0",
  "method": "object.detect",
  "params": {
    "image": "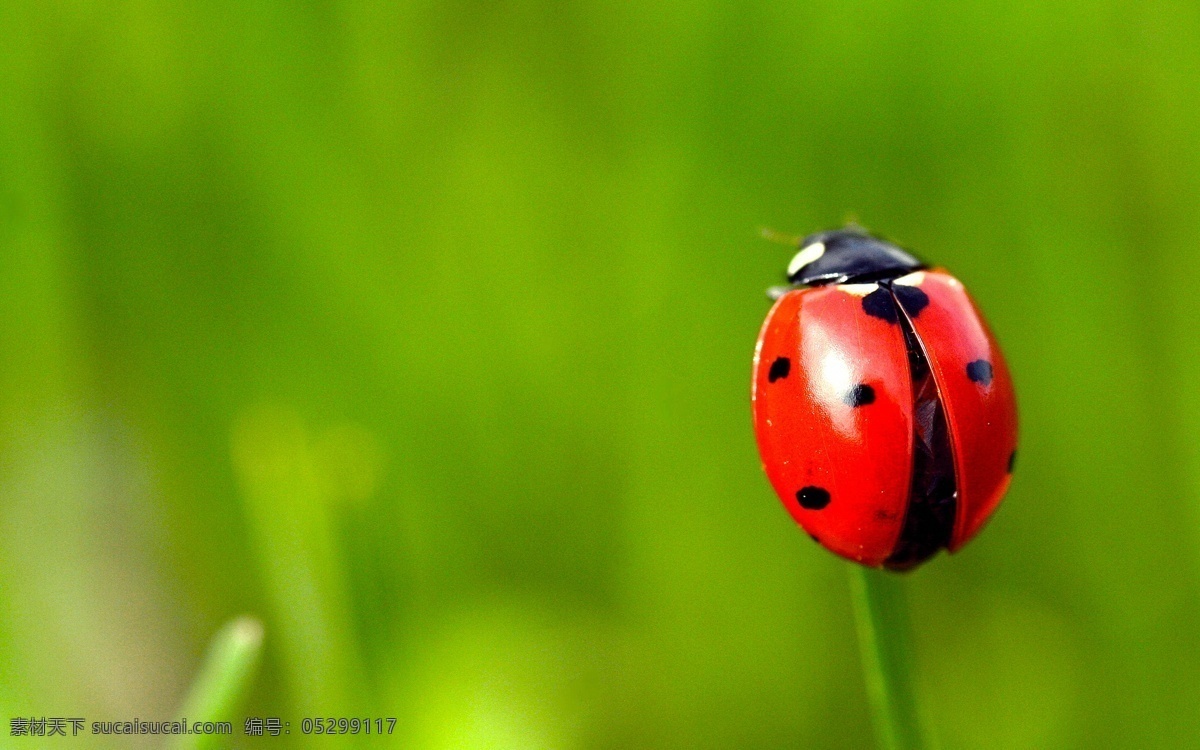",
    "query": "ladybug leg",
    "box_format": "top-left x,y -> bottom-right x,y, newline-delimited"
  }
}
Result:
766,285 -> 795,300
